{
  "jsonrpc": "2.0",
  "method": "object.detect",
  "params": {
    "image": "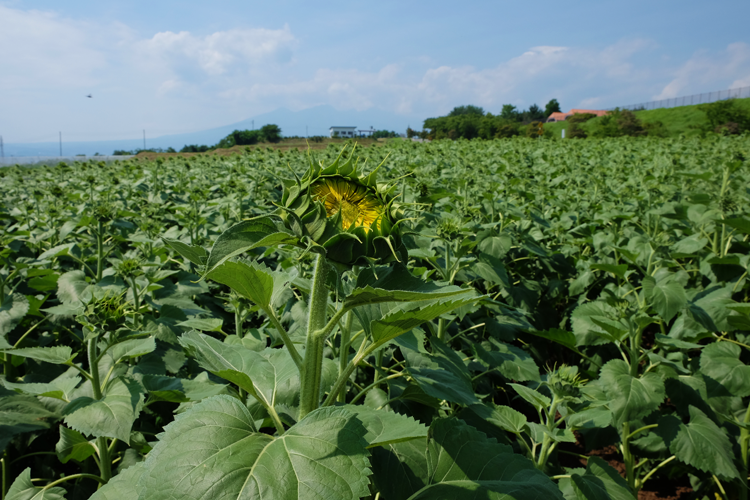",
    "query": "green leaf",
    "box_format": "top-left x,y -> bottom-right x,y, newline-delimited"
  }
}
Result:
56,425 -> 96,463
339,404 -> 428,447
140,373 -> 228,403
658,406 -> 740,480
478,235 -> 512,259
565,408 -> 612,430
571,301 -> 619,346
560,456 -> 635,500
507,383 -> 550,413
465,403 -> 527,434
175,317 -> 225,332
473,338 -> 540,382
699,341 -> 750,398
369,294 -> 478,346
6,468 -> 67,500
590,263 -> 628,279
108,337 -> 156,362
642,276 -> 687,322
344,264 -> 476,309
525,328 -> 577,350
138,397 -> 371,499
719,216 -> 750,234
371,438 -> 430,500
0,395 -> 57,452
162,238 -> 208,267
207,260 -> 273,308
204,216 -> 298,275
599,359 -> 665,427
408,418 -> 562,500
179,331 -> 299,408
471,255 -> 511,288
56,270 -> 90,305
89,462 -> 146,500
403,340 -> 479,406
2,346 -> 73,364
63,376 -> 144,443
2,377 -> 79,401
0,293 -> 30,336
